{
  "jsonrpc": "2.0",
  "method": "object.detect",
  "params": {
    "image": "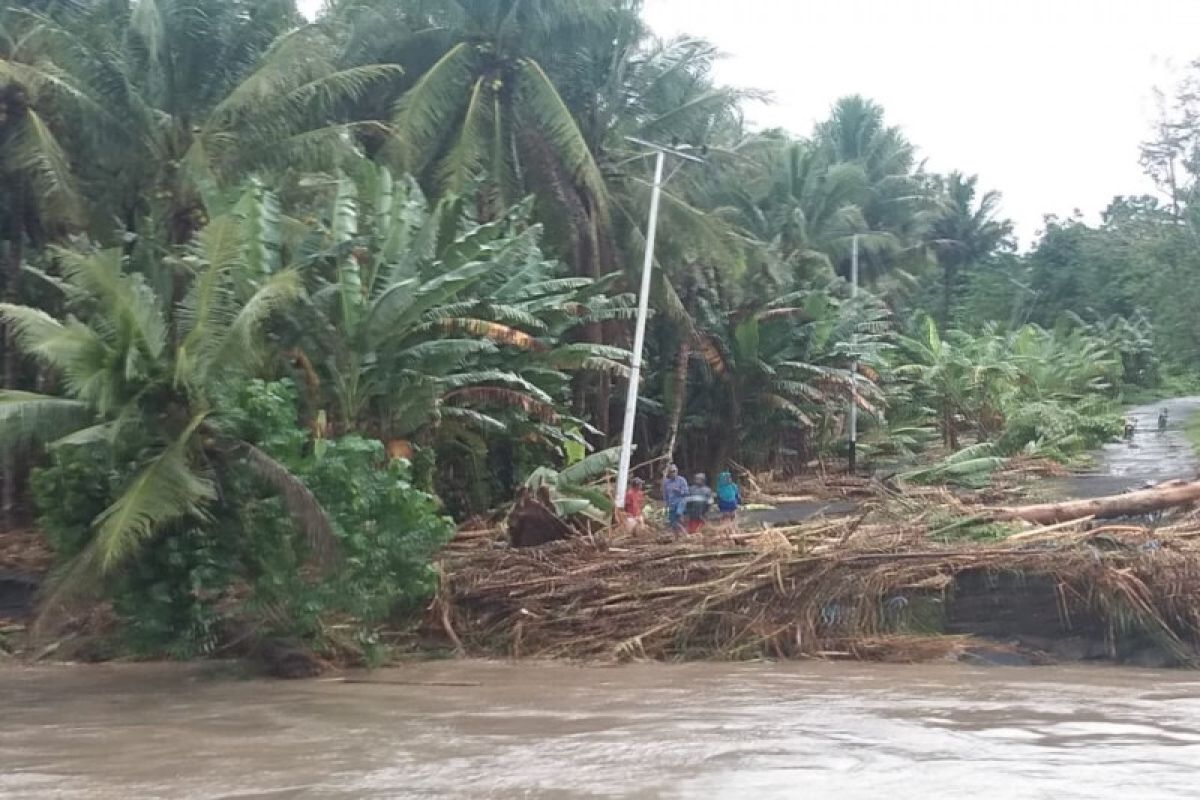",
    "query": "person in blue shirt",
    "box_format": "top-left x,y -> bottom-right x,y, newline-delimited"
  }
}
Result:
716,471 -> 741,522
661,464 -> 689,532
